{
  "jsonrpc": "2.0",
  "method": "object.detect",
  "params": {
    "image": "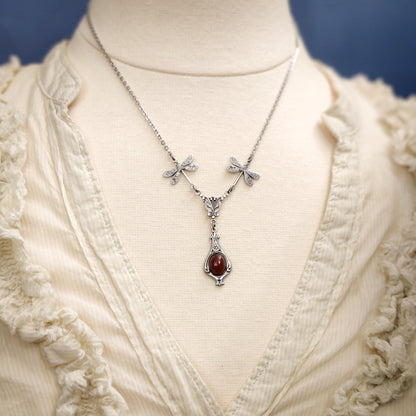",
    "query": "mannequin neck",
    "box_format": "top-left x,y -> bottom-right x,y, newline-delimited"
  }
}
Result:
83,0 -> 298,76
